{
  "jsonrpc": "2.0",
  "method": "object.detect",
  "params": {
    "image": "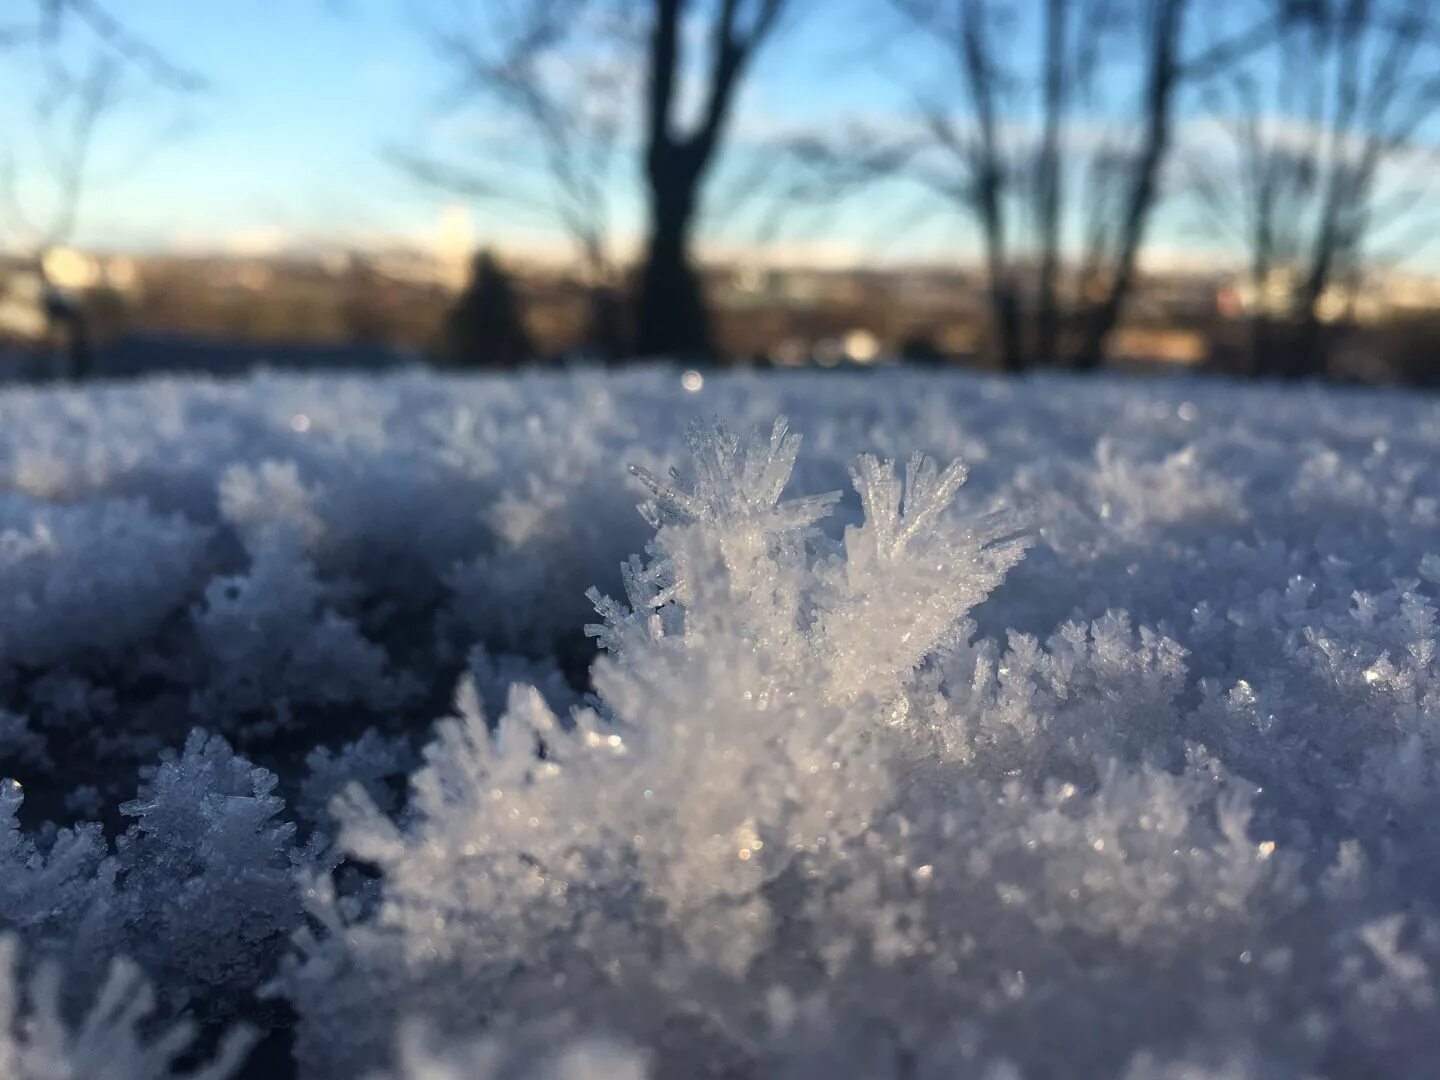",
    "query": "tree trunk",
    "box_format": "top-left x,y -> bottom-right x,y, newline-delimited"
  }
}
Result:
1247,228 -> 1278,377
1035,0 -> 1068,366
1072,0 -> 1184,370
1250,313 -> 1276,378
958,0 -> 1023,373
1292,291 -> 1329,379
37,256 -> 93,380
1287,6 -> 1365,380
632,0 -> 781,361
635,168 -> 712,359
584,284 -> 628,364
990,271 -> 1025,374
66,309 -> 93,380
